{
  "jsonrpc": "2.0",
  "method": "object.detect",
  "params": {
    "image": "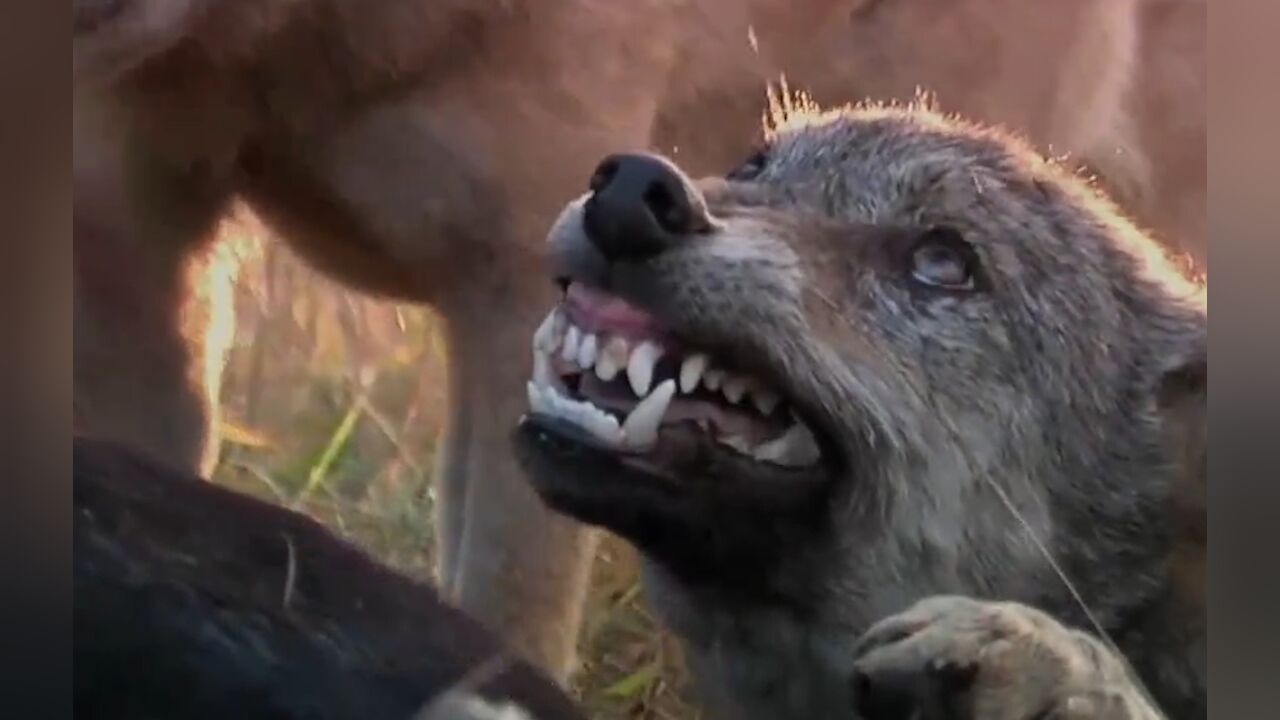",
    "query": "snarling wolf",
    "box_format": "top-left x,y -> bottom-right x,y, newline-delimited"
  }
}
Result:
515,103 -> 1205,719
73,0 -> 1204,678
